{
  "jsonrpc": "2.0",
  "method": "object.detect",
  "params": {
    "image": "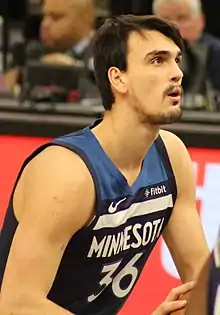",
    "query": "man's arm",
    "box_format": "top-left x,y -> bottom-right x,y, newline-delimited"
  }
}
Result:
185,256 -> 210,315
160,130 -> 210,283
0,146 -> 95,315
170,257 -> 210,315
